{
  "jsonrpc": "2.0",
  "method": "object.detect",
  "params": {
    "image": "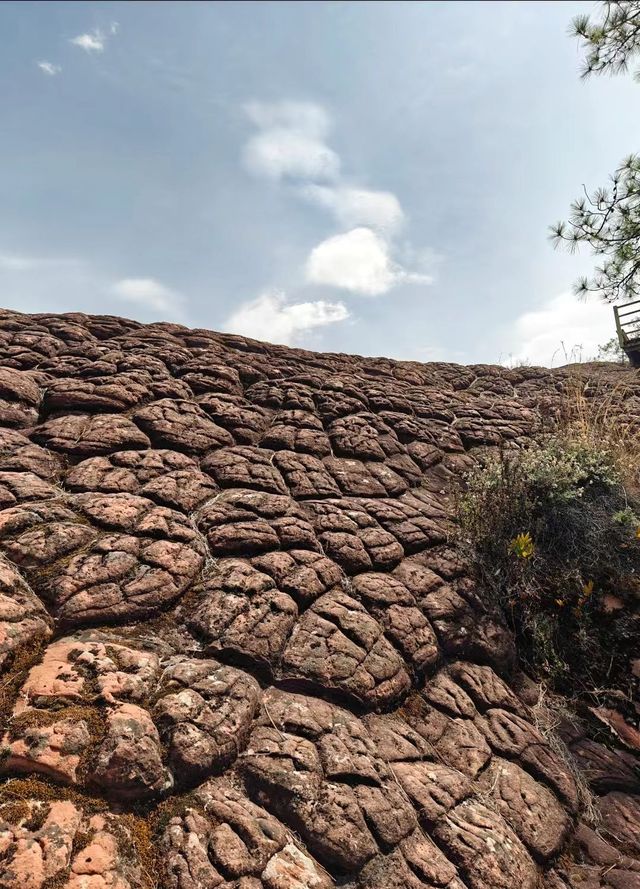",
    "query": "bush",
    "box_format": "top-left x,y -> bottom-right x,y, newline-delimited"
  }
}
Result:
458,436 -> 640,690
